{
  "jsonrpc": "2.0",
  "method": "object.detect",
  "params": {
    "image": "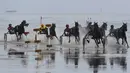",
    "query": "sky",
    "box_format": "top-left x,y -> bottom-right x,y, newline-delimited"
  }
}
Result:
0,0 -> 130,23
0,0 -> 129,14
